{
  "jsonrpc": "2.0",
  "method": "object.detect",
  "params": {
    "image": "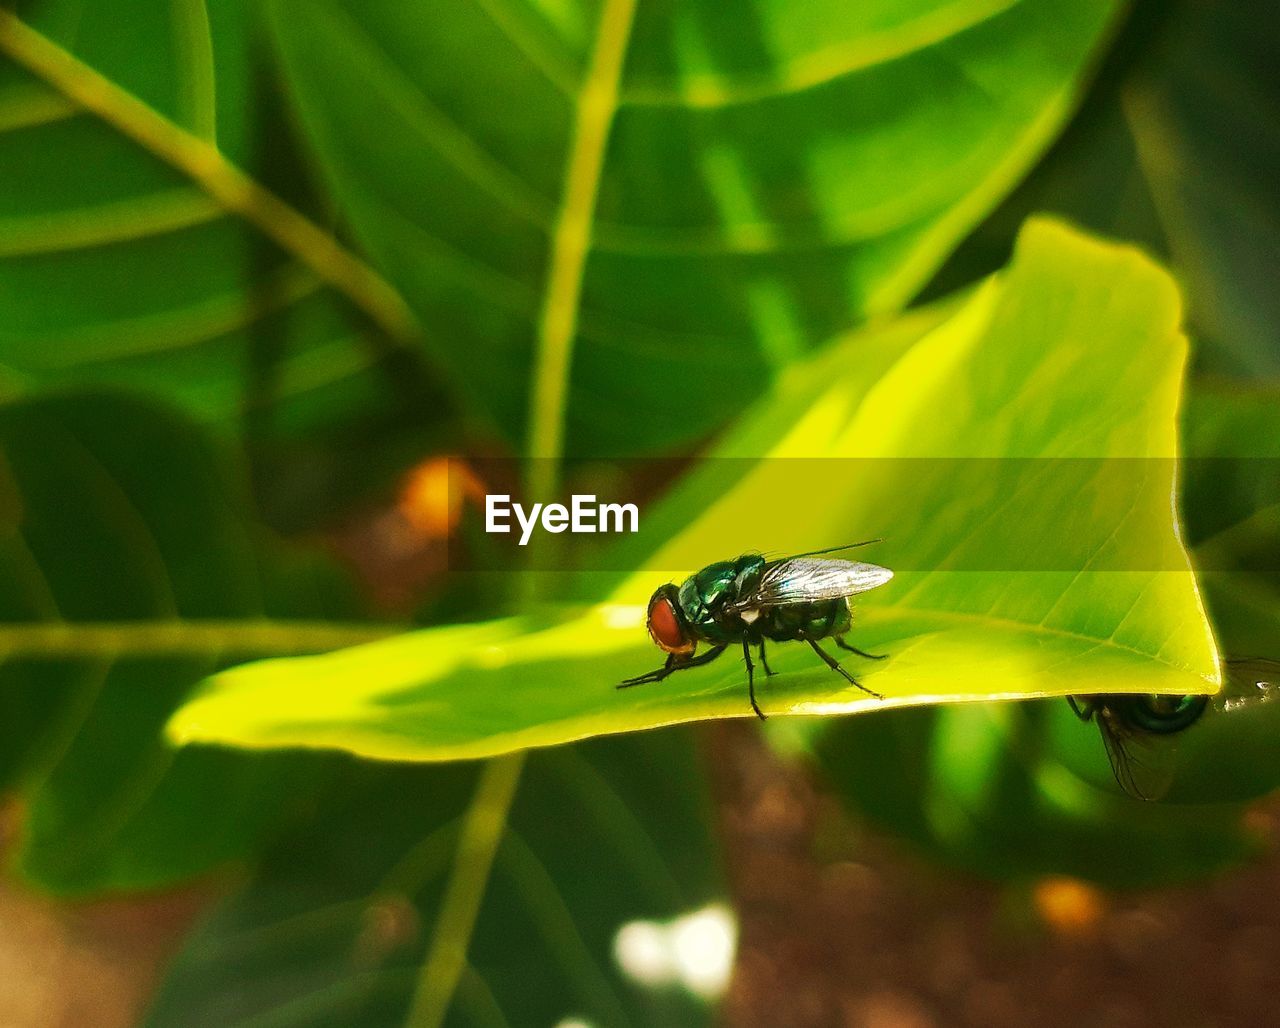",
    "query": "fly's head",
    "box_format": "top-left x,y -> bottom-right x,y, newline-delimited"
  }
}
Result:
645,583 -> 695,659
